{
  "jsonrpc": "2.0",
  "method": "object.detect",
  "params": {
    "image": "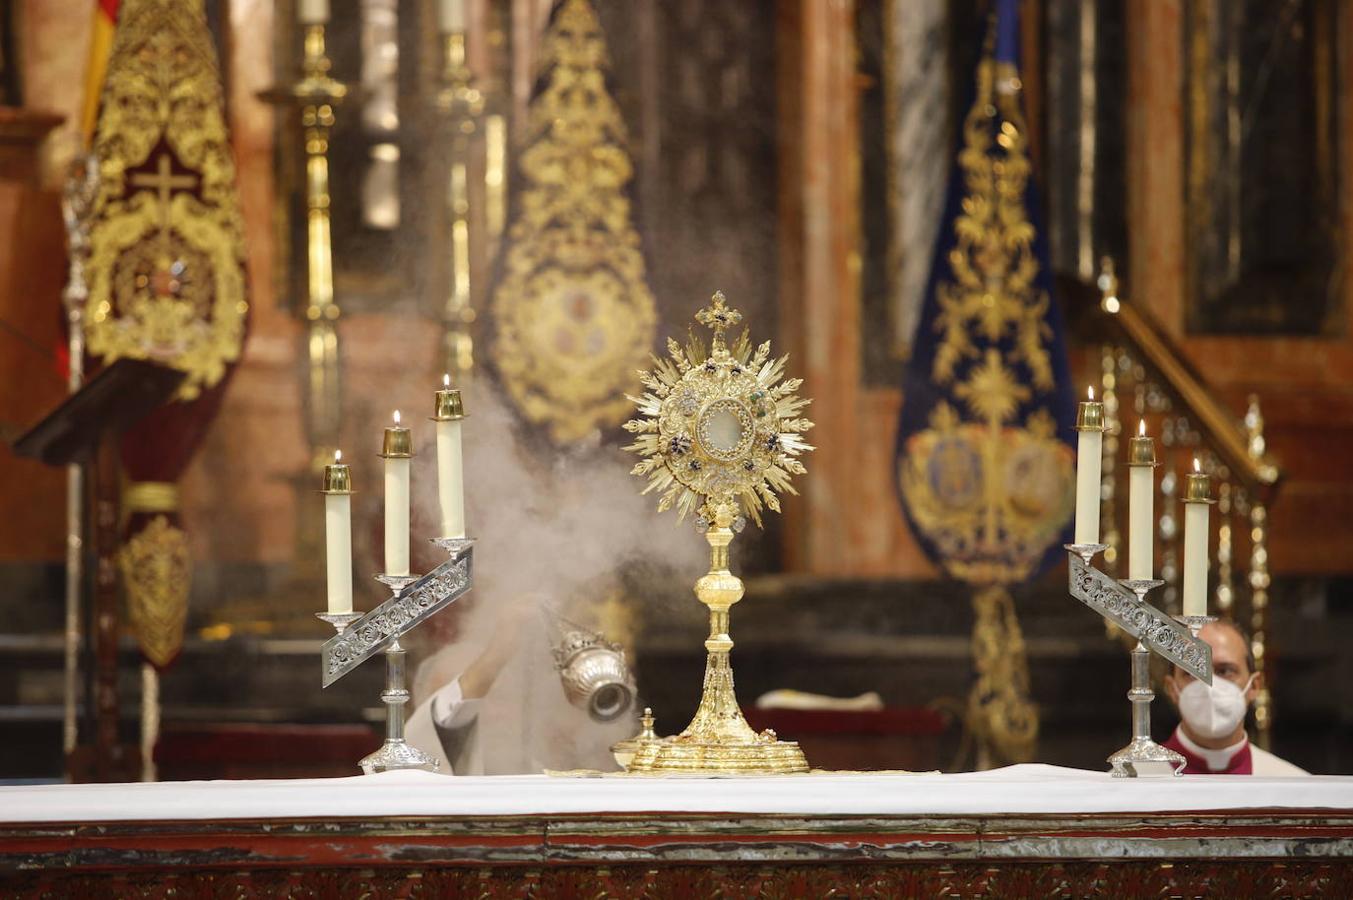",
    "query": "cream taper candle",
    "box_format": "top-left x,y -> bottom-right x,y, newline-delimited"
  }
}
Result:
1127,419 -> 1157,581
1073,386 -> 1105,545
298,0 -> 329,25
1182,458 -> 1214,617
380,411 -> 413,576
322,450 -> 353,614
432,375 -> 466,539
438,0 -> 466,32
